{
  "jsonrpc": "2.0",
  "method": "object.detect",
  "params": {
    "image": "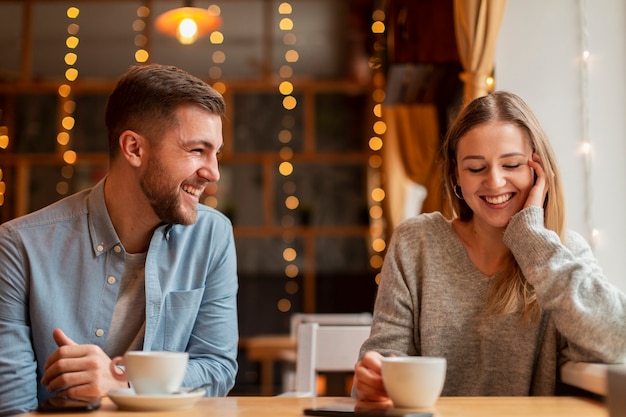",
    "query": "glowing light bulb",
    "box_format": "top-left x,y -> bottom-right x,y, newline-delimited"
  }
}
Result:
177,18 -> 198,44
